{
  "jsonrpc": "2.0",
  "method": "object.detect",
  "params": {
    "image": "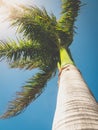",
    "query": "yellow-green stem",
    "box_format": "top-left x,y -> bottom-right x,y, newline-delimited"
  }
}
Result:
57,47 -> 74,70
